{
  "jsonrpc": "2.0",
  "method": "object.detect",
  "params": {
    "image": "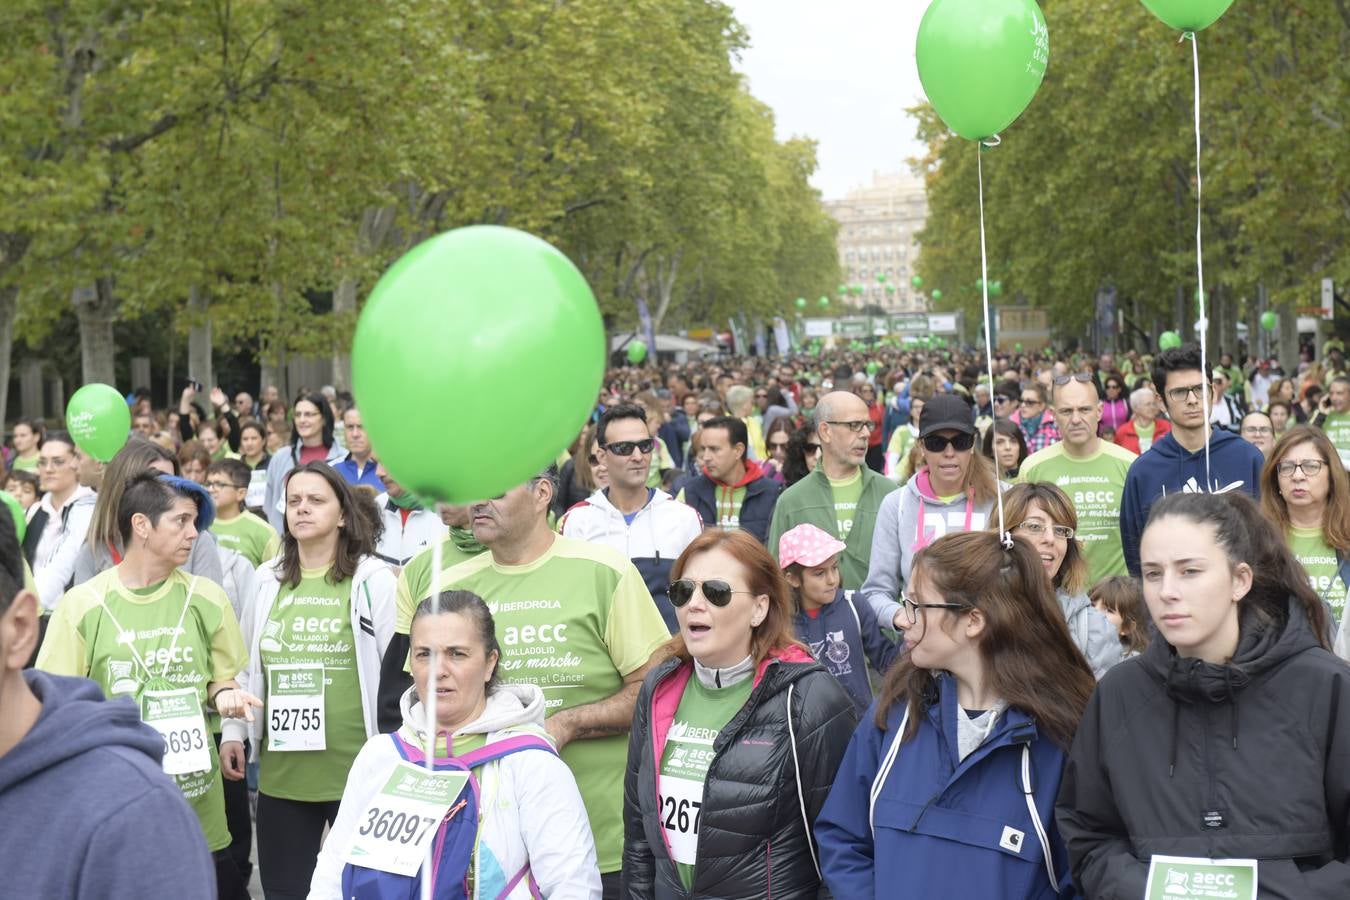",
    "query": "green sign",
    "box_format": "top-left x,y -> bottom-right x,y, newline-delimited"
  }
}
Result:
1144,856 -> 1256,900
